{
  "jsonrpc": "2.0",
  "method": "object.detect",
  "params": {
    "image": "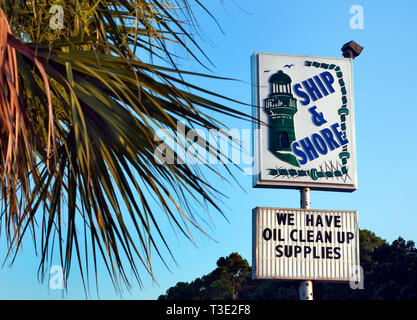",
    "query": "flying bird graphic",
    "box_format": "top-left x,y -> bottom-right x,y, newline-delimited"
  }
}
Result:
264,70 -> 270,73
284,64 -> 295,68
